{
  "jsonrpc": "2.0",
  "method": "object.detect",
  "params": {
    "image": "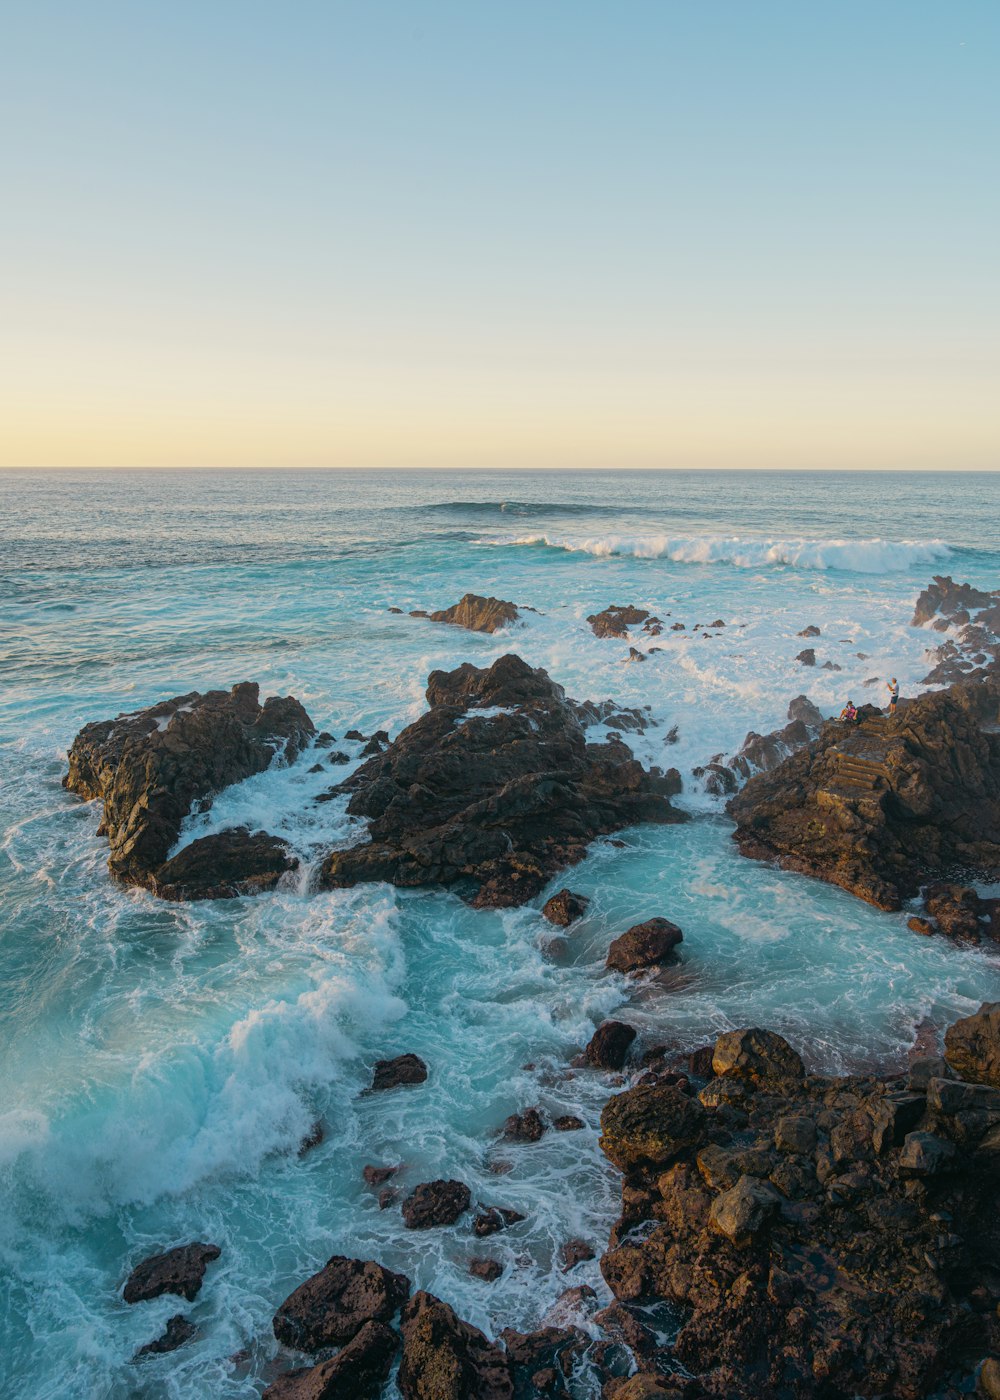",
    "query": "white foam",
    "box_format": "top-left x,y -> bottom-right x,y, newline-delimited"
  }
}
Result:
492,533 -> 953,573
